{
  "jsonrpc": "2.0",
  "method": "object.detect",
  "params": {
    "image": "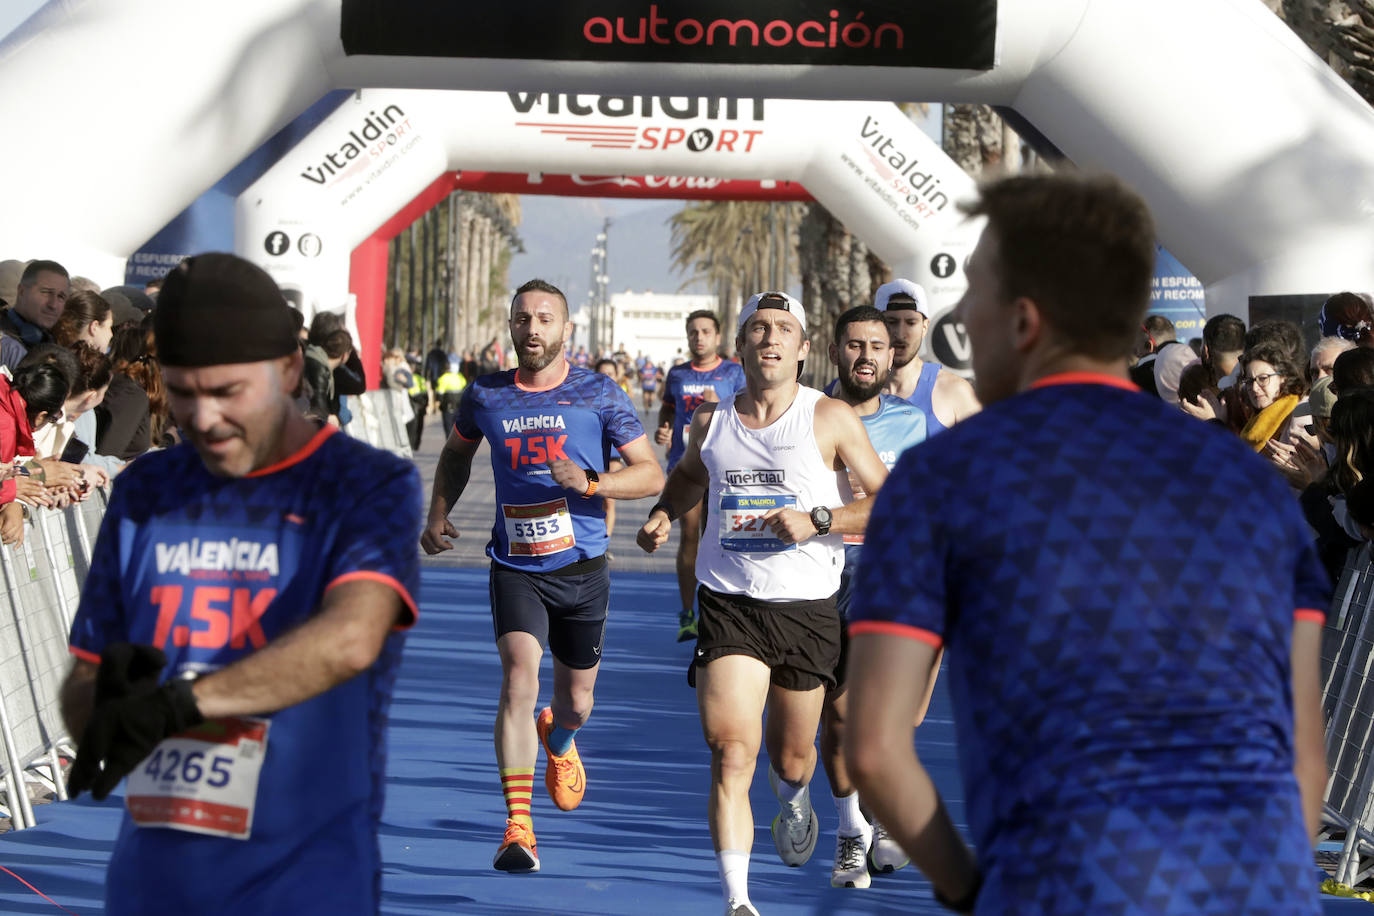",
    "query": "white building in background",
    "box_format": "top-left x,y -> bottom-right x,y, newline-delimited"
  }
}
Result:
608,291 -> 718,369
